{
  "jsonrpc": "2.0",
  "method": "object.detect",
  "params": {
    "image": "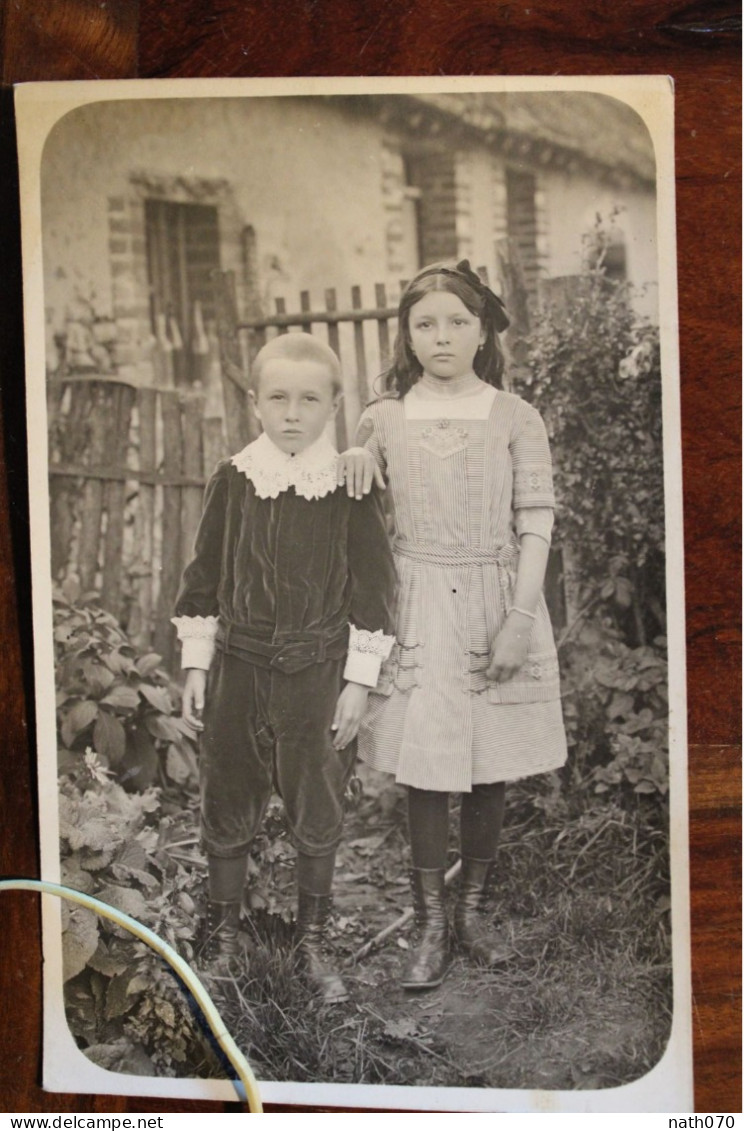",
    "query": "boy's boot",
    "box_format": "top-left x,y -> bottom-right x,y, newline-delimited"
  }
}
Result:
400,868 -> 451,990
198,854 -> 248,975
454,857 -> 511,966
296,889 -> 349,1004
197,898 -> 244,975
